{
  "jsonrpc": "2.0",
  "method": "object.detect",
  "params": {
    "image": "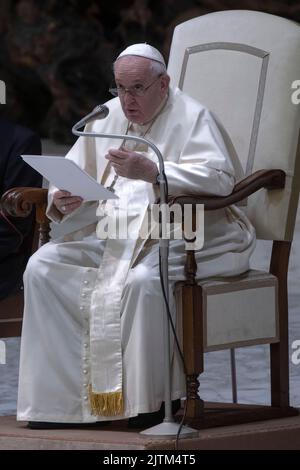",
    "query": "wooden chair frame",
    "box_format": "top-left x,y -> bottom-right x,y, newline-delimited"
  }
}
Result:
170,169 -> 299,427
